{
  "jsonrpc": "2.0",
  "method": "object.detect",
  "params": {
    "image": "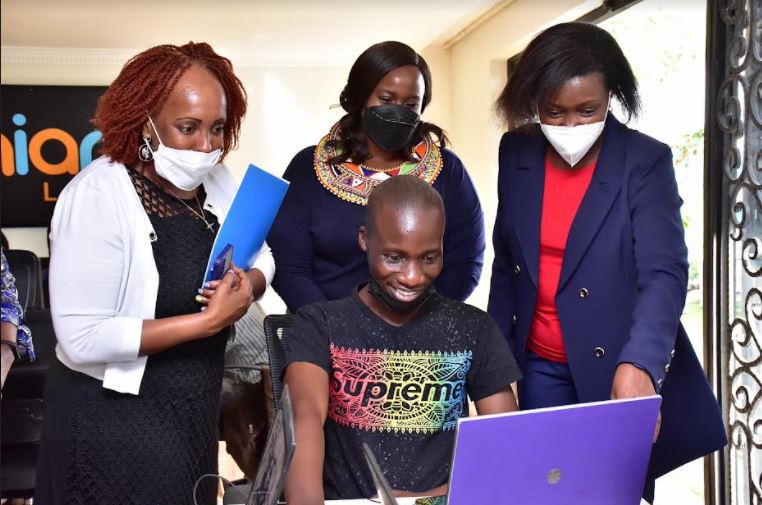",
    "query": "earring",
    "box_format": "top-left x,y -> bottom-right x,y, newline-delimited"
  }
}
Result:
138,133 -> 153,162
